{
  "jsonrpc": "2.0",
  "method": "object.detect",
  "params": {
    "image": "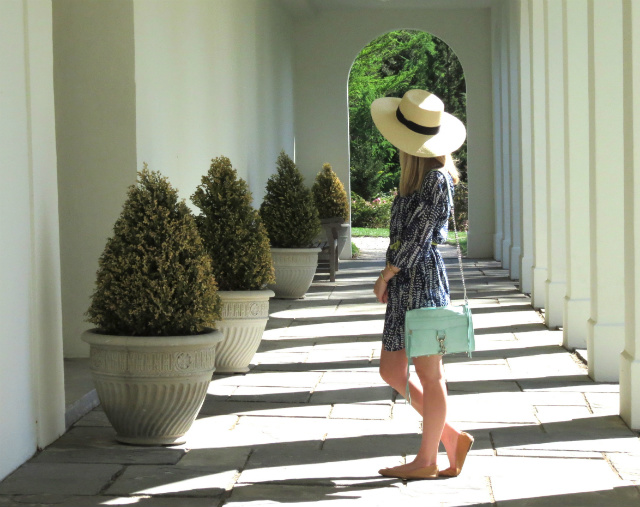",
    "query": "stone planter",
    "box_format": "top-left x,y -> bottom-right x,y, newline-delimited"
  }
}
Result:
214,289 -> 275,373
268,247 -> 322,299
81,328 -> 223,446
